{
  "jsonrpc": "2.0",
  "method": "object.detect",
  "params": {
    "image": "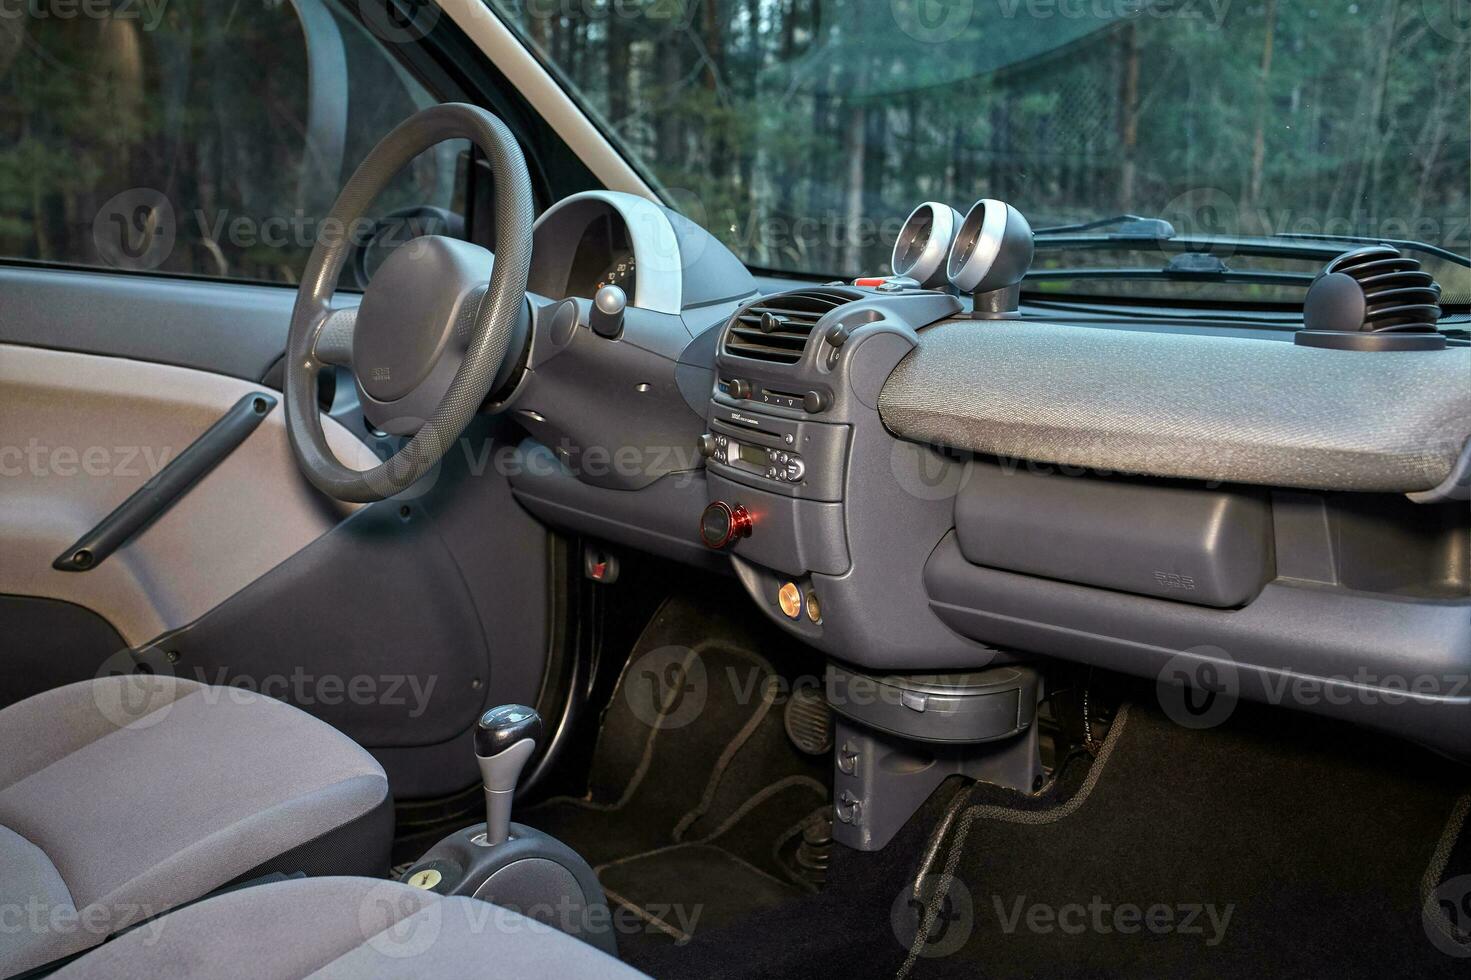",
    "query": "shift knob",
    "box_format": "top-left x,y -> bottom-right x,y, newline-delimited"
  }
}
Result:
475,704 -> 543,847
